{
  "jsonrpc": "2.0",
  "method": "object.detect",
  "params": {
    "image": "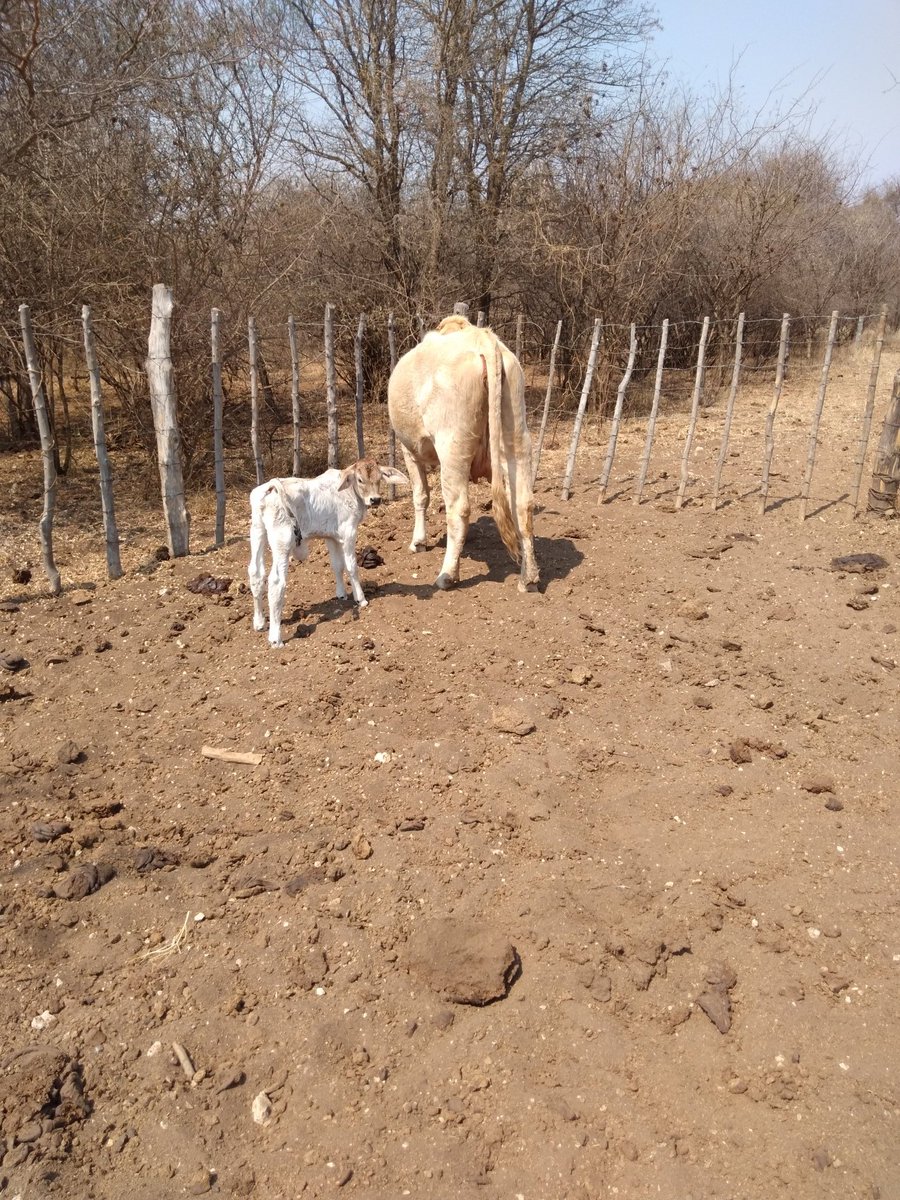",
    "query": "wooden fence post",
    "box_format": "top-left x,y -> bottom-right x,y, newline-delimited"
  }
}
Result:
532,319 -> 562,486
633,318 -> 669,505
868,368 -> 900,514
387,311 -> 398,499
853,315 -> 865,349
288,315 -> 301,476
515,312 -> 524,362
211,309 -> 226,547
145,284 -> 190,557
851,305 -> 888,516
476,311 -> 486,328
248,316 -> 264,485
82,305 -> 123,577
324,302 -> 338,469
354,313 -> 366,458
416,313 -> 426,341
18,304 -> 62,594
561,318 -> 602,501
598,323 -> 638,503
759,313 -> 791,515
799,309 -> 839,520
710,312 -> 745,511
675,315 -> 711,510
